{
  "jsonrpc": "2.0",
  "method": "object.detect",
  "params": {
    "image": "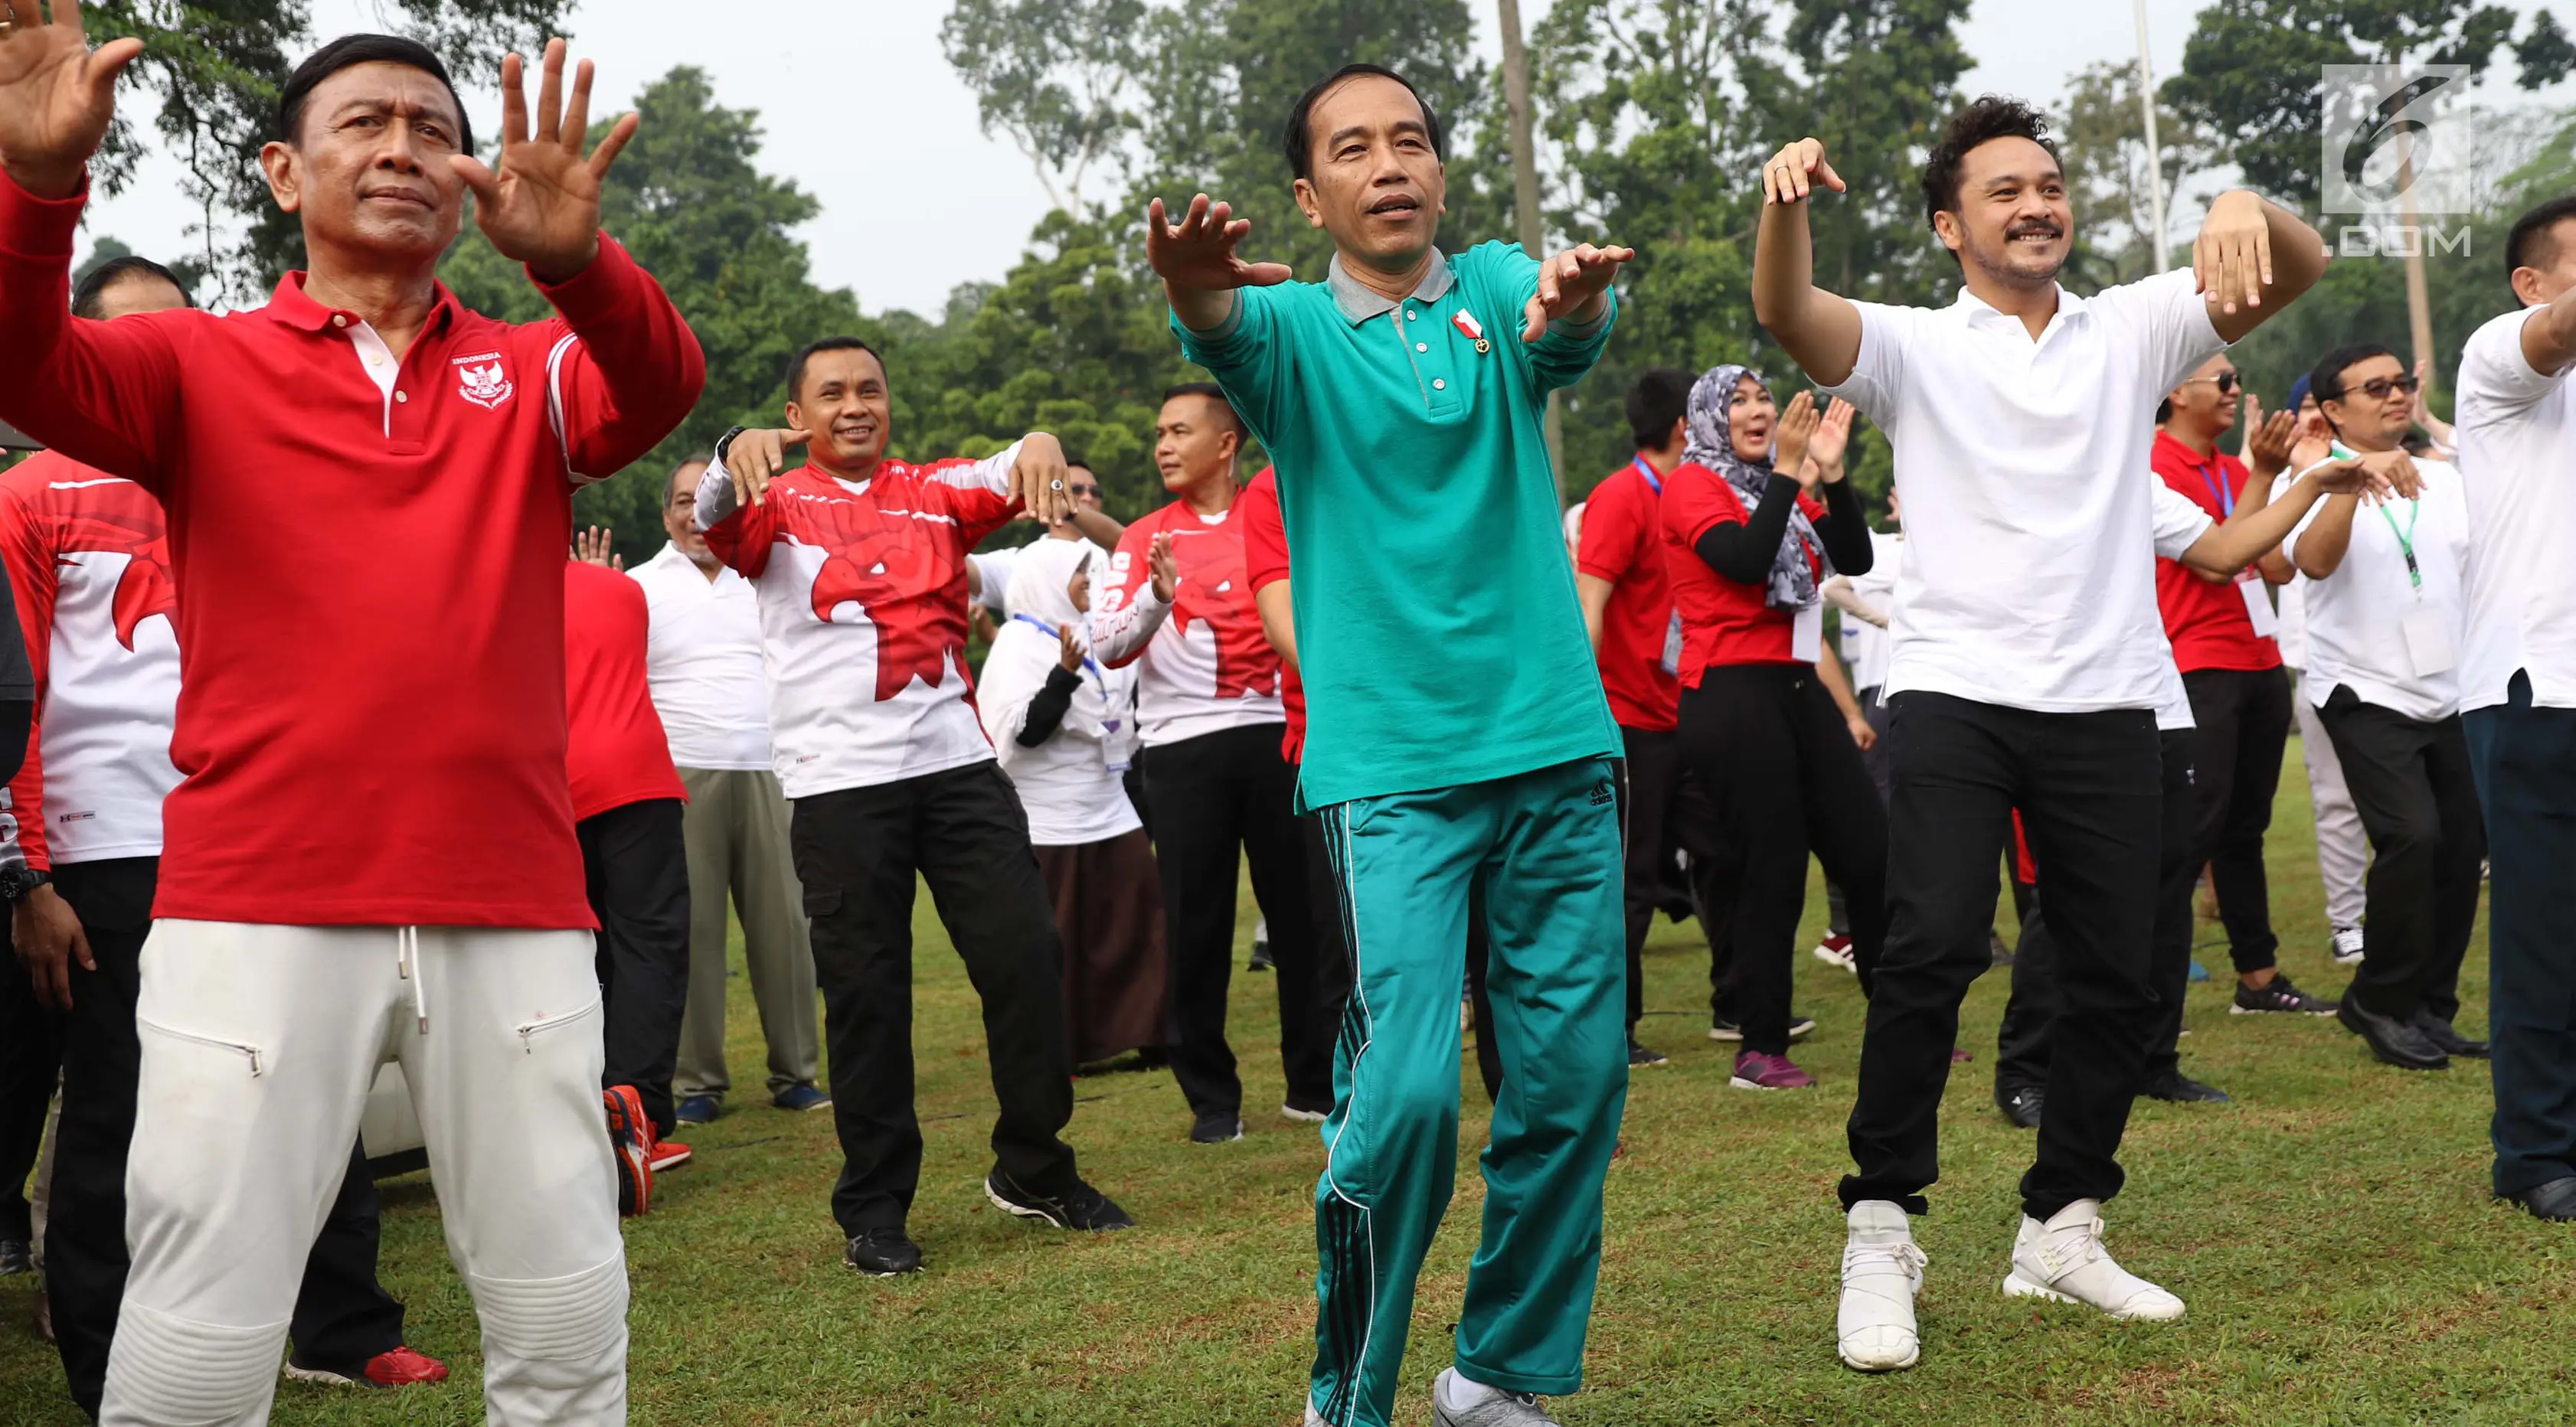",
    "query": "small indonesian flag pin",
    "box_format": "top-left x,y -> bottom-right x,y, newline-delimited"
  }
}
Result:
1452,309 -> 1491,354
